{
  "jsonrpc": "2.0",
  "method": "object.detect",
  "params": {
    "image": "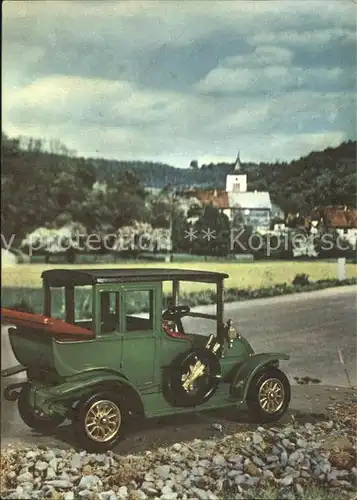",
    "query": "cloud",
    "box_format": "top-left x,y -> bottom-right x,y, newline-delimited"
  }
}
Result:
223,46 -> 294,68
195,65 -> 352,95
249,27 -> 356,48
2,0 -> 356,168
4,75 -> 178,127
